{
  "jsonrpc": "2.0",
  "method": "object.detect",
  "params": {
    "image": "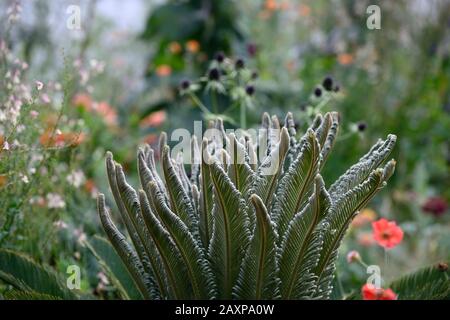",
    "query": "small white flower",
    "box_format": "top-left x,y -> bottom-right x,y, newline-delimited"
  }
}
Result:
2,140 -> 9,150
20,174 -> 29,184
46,193 -> 65,209
53,220 -> 68,230
35,81 -> 44,90
66,170 -> 86,188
